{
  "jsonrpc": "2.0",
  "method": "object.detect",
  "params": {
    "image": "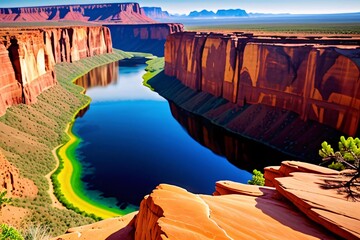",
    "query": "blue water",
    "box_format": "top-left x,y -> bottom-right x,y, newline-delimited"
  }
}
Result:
73,60 -> 251,208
